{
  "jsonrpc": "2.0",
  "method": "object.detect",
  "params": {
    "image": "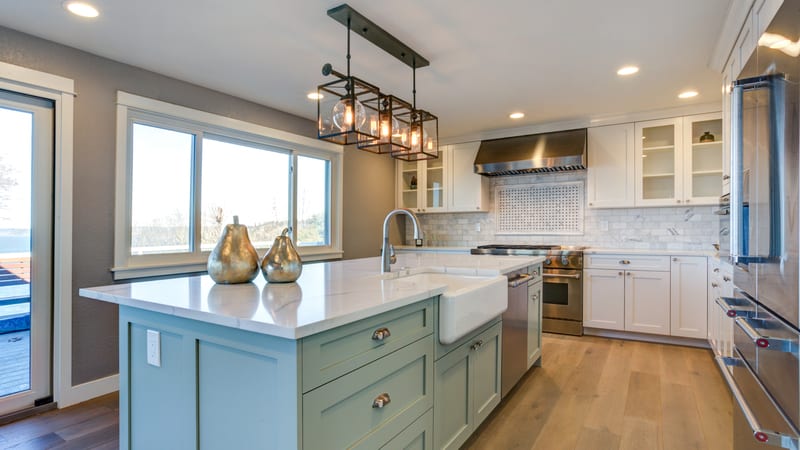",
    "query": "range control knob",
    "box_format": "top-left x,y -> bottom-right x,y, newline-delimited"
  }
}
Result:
545,258 -> 552,265
561,256 -> 569,266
